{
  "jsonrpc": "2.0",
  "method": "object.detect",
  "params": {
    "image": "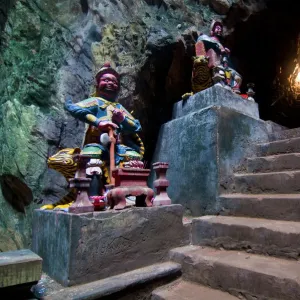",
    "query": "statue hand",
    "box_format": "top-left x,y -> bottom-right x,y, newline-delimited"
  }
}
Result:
98,121 -> 118,131
224,47 -> 230,54
112,108 -> 125,123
